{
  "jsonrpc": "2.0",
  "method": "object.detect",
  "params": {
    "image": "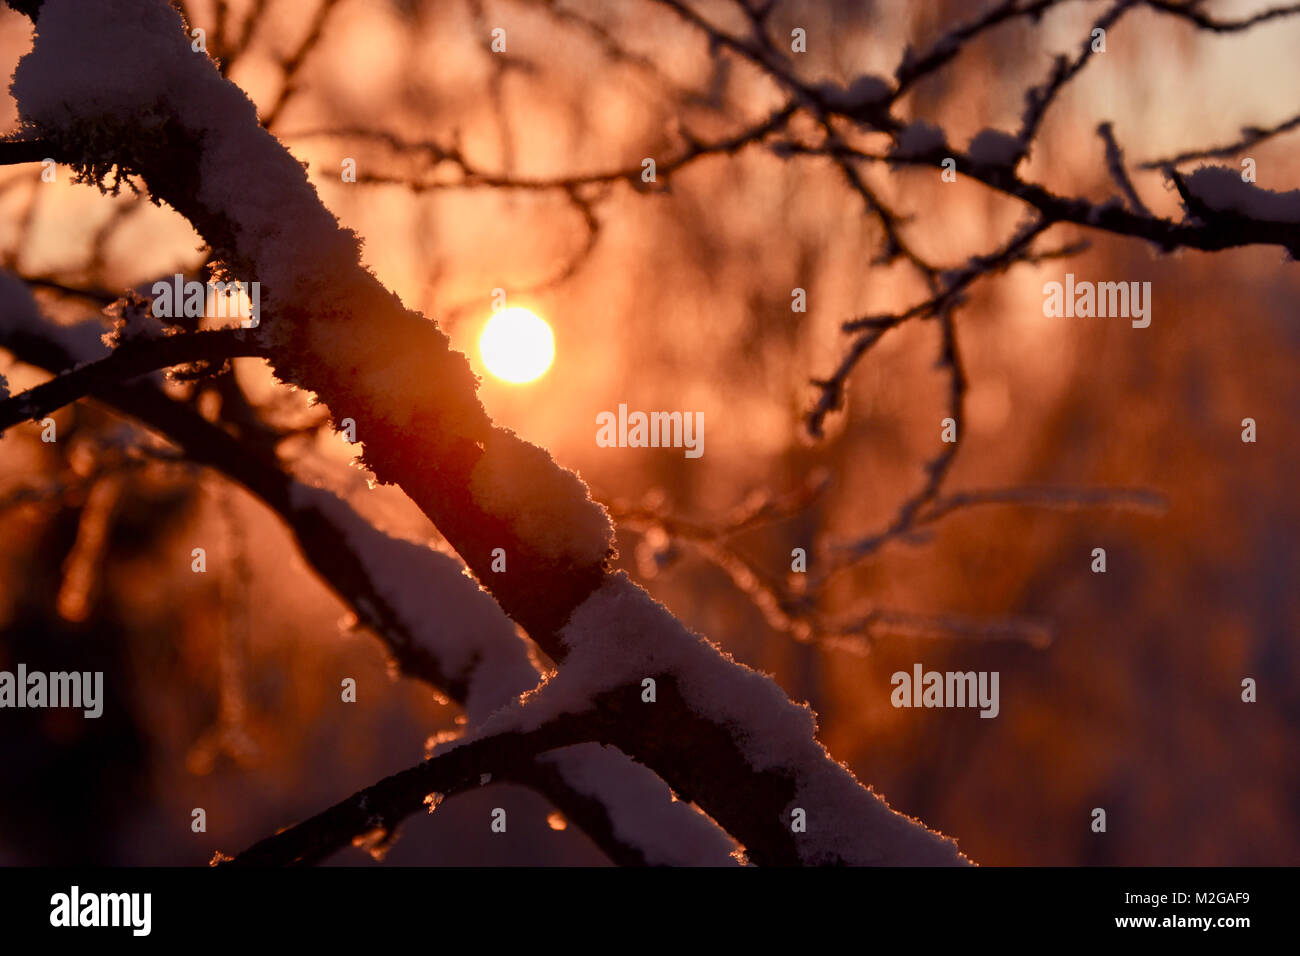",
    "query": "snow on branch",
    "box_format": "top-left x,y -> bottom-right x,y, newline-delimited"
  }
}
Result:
0,271 -> 736,866
1174,165 -> 1300,228
476,572 -> 967,865
0,0 -> 973,863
